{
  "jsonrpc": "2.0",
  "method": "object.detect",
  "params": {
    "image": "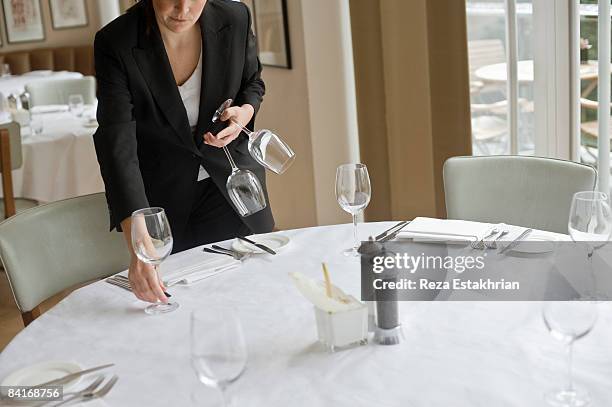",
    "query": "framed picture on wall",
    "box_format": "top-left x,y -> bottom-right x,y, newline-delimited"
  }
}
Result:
252,0 -> 292,69
50,0 -> 88,29
2,0 -> 45,43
